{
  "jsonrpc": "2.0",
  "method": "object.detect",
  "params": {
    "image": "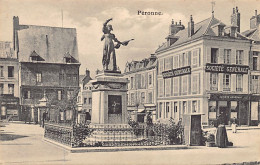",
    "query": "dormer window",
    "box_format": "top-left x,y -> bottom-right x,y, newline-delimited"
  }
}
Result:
218,26 -> 224,36
64,52 -> 78,63
30,50 -> 45,62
